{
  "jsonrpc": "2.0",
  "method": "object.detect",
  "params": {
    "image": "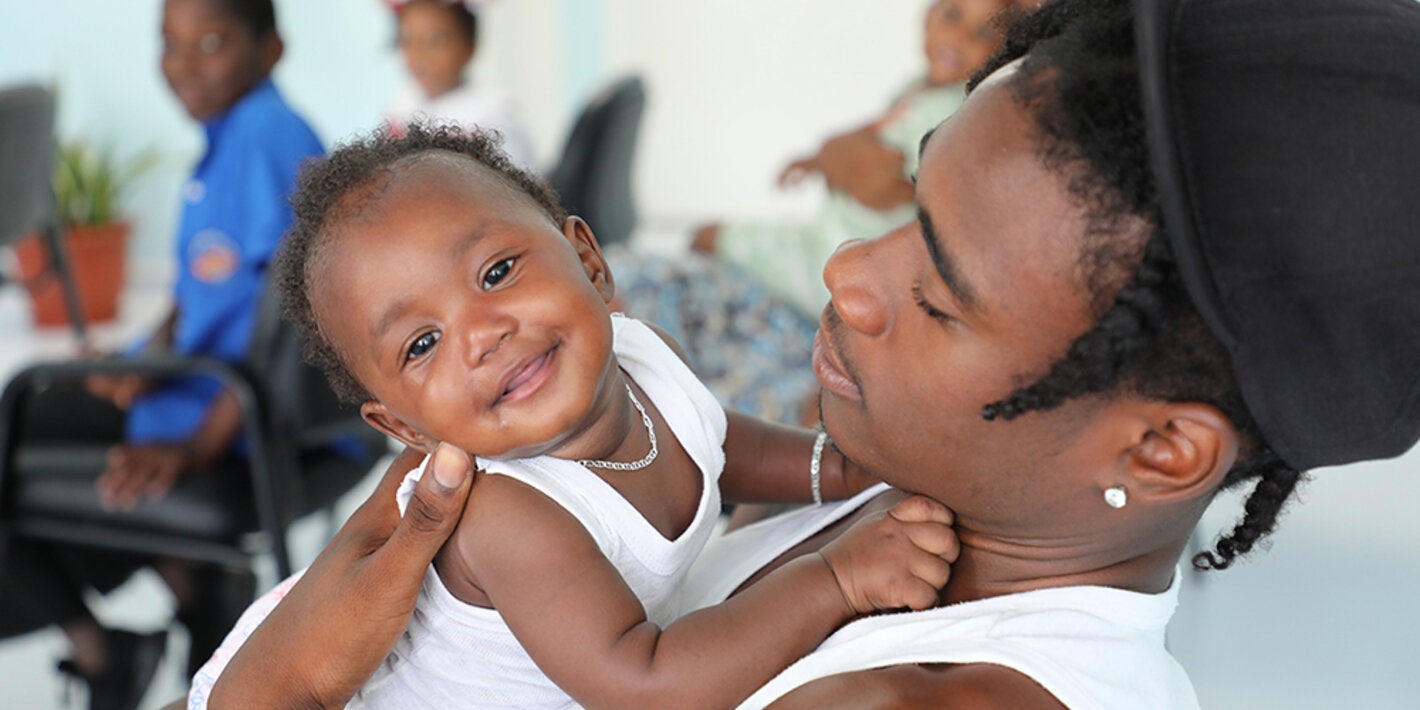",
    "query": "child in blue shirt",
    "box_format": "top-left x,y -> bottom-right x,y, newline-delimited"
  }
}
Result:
91,0 -> 323,504
0,1 -> 324,706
